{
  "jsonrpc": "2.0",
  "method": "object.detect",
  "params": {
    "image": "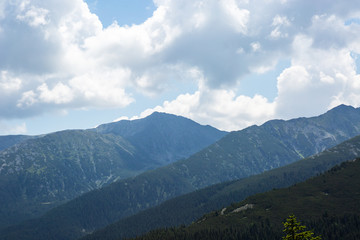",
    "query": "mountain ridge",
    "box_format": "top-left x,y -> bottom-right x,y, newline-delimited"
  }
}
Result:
3,105 -> 360,239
